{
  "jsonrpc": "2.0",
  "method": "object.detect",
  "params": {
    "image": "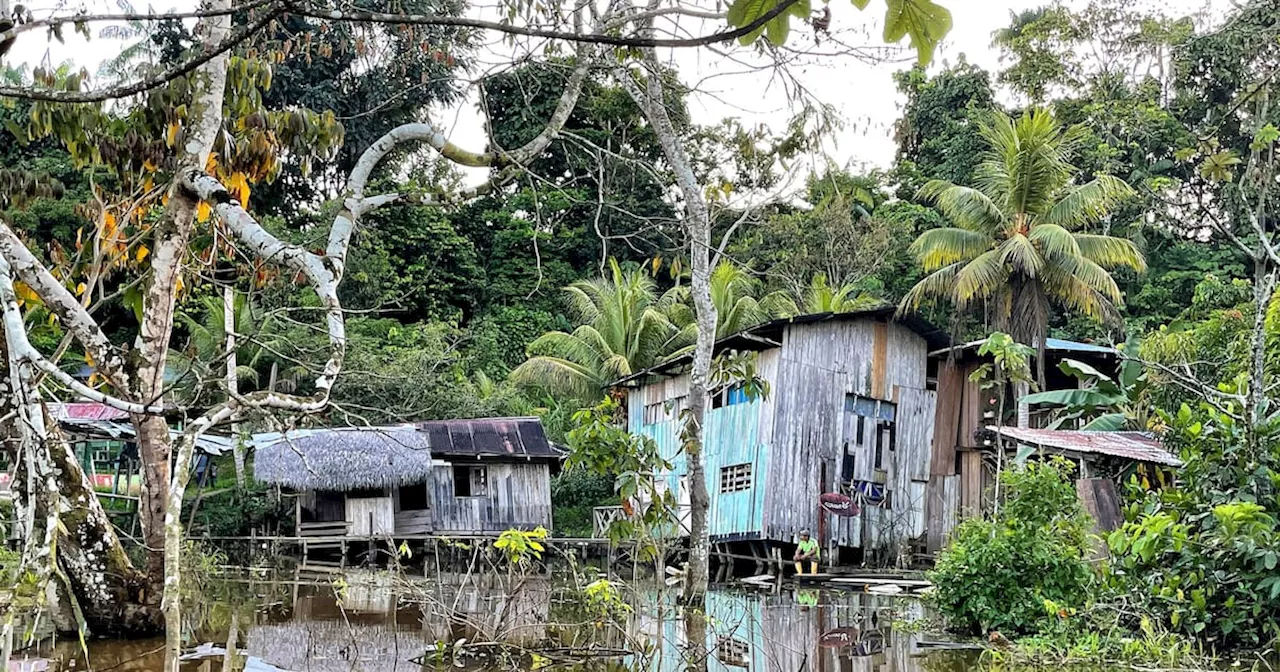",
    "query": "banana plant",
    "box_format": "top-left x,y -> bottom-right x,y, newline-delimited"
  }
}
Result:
1020,345 -> 1149,431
